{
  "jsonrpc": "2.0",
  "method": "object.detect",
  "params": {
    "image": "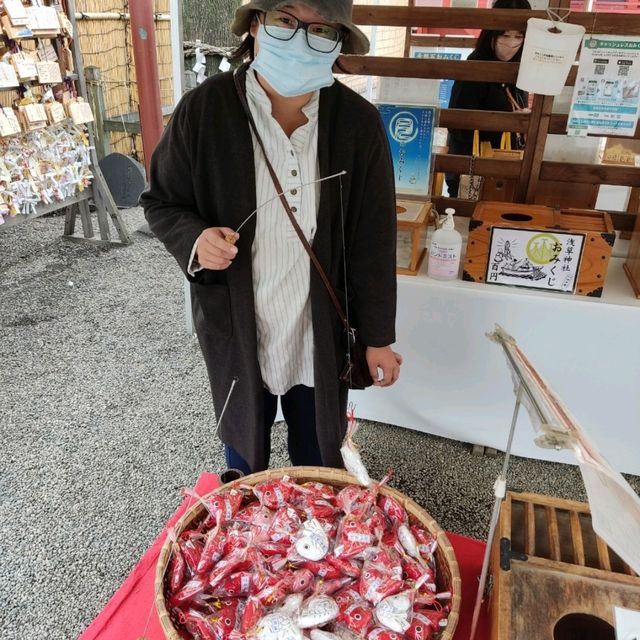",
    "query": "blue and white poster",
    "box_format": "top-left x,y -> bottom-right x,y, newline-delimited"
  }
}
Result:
568,35 -> 640,137
376,104 -> 437,197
